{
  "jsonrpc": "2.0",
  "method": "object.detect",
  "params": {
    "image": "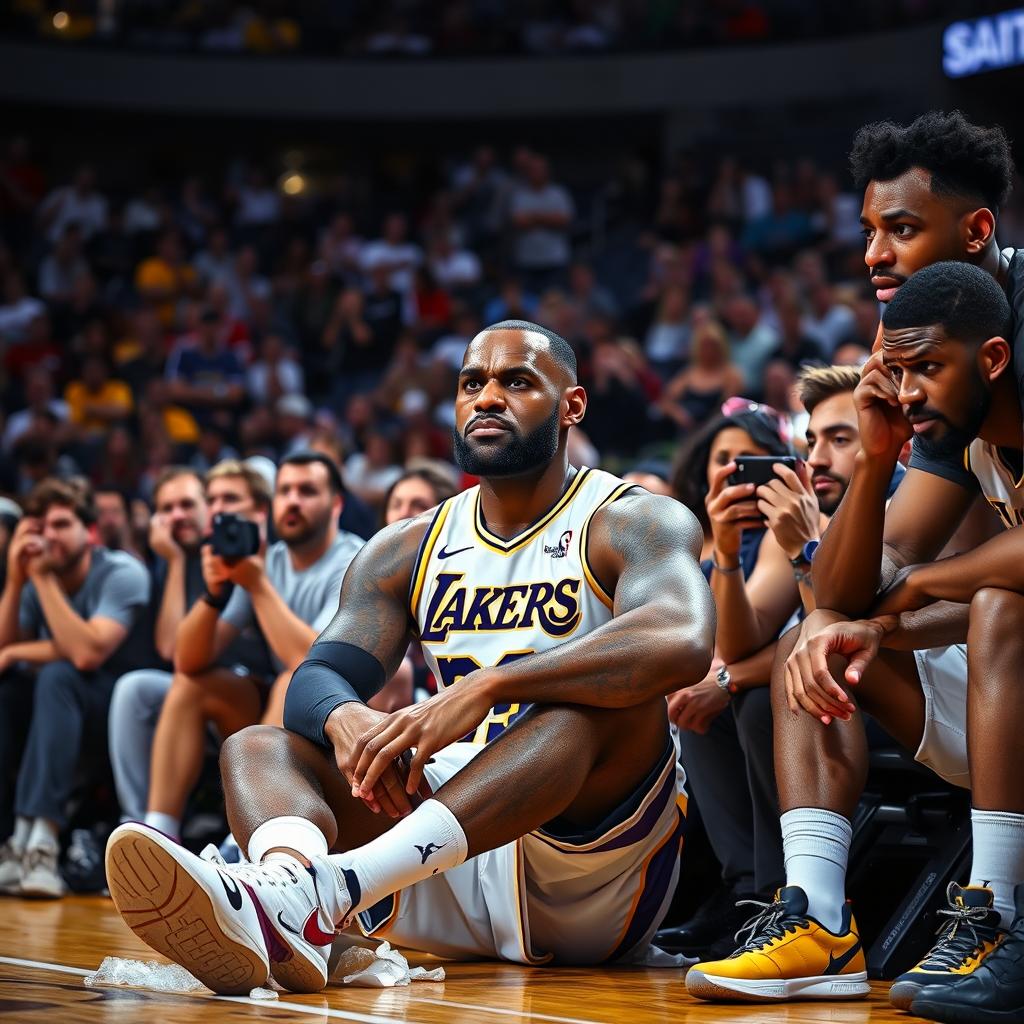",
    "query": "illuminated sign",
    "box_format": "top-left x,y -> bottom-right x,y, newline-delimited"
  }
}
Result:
944,8 -> 1024,78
